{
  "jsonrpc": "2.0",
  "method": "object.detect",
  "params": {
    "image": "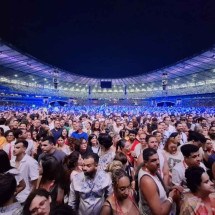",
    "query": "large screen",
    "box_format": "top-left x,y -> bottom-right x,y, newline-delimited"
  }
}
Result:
100,81 -> 112,88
